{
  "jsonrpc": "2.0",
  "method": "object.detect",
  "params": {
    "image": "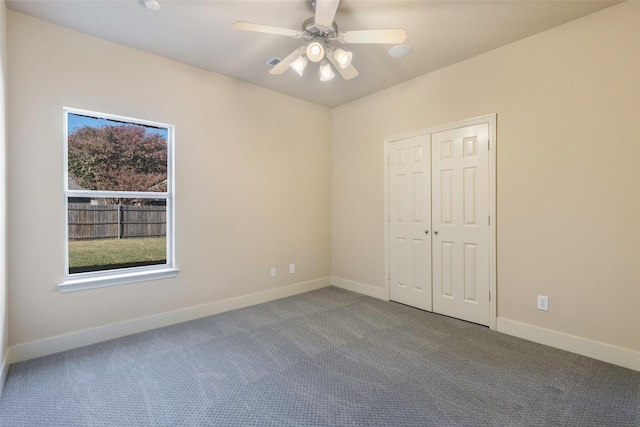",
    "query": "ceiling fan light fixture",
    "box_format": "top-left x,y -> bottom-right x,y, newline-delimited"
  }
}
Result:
319,62 -> 335,81
290,56 -> 308,76
233,0 -> 409,82
306,42 -> 325,63
333,48 -> 352,69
